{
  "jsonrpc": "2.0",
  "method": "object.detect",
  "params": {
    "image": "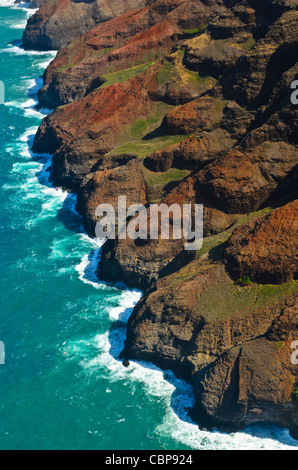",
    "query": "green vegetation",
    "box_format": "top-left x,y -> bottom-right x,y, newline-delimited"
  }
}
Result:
56,63 -> 76,73
162,201 -> 298,322
169,260 -> 298,322
56,46 -> 116,74
156,60 -> 176,86
200,276 -> 298,322
183,25 -> 208,38
45,0 -> 59,6
196,73 -> 216,86
156,54 -> 216,96
130,116 -> 162,138
108,133 -> 187,160
196,207 -> 272,260
240,37 -> 256,51
276,341 -> 285,352
108,98 -> 189,159
143,167 -> 189,188
236,276 -> 253,287
166,259 -> 214,287
99,62 -> 155,89
92,46 -> 115,58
